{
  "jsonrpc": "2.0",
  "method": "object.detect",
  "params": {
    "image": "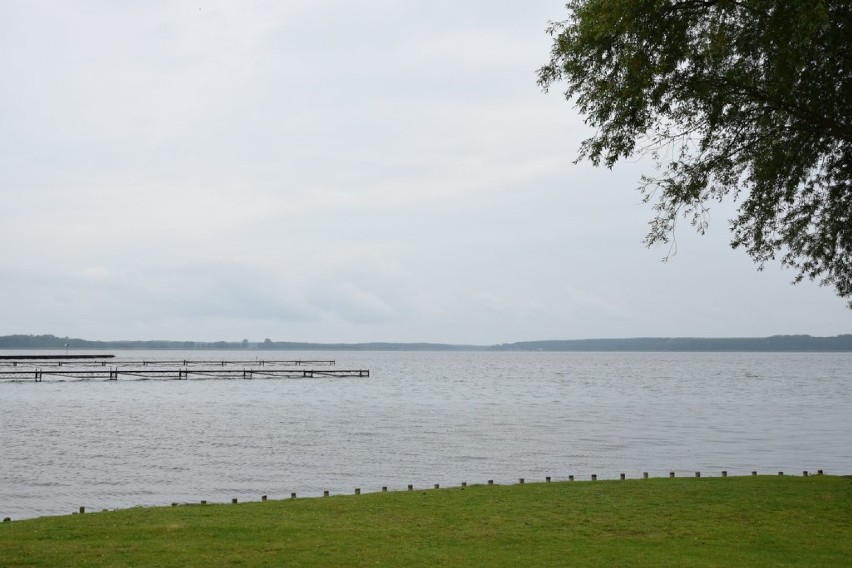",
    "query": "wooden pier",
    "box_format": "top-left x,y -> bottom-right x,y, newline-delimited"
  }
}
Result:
0,358 -> 368,382
0,354 -> 115,360
0,358 -> 337,368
